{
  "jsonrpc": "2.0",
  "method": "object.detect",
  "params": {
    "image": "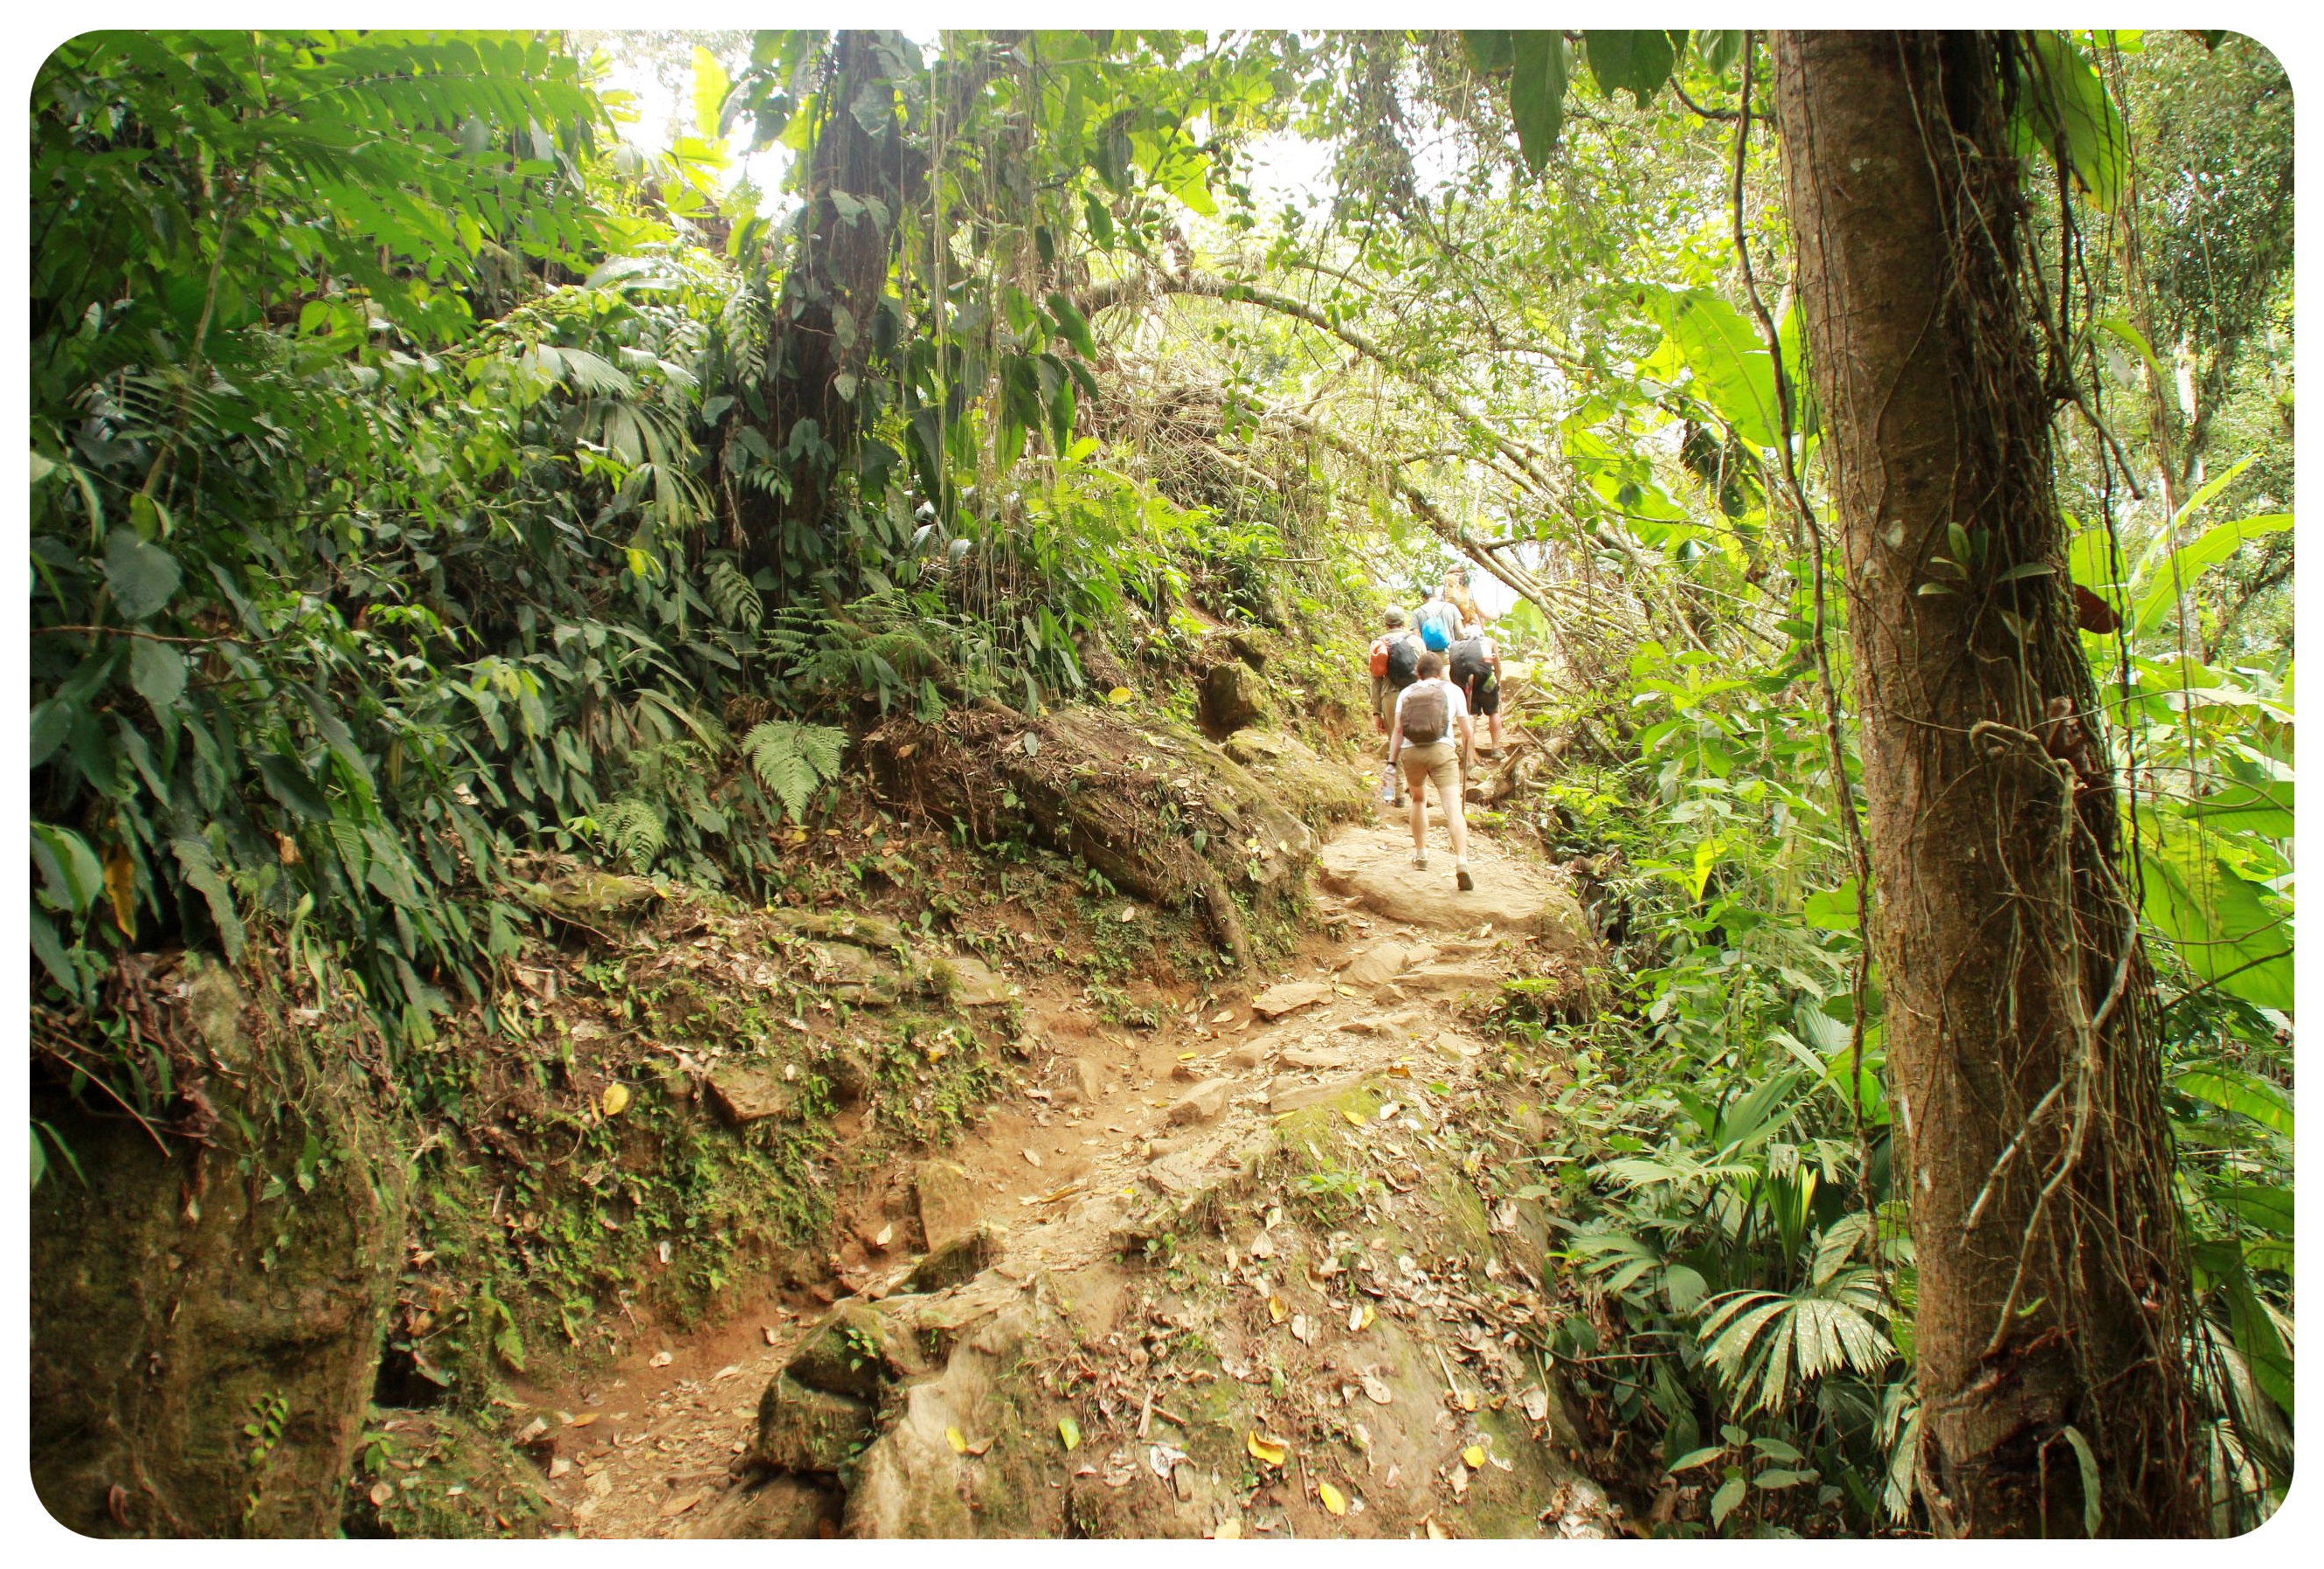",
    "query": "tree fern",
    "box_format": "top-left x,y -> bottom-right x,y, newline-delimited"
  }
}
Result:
743,721 -> 847,822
